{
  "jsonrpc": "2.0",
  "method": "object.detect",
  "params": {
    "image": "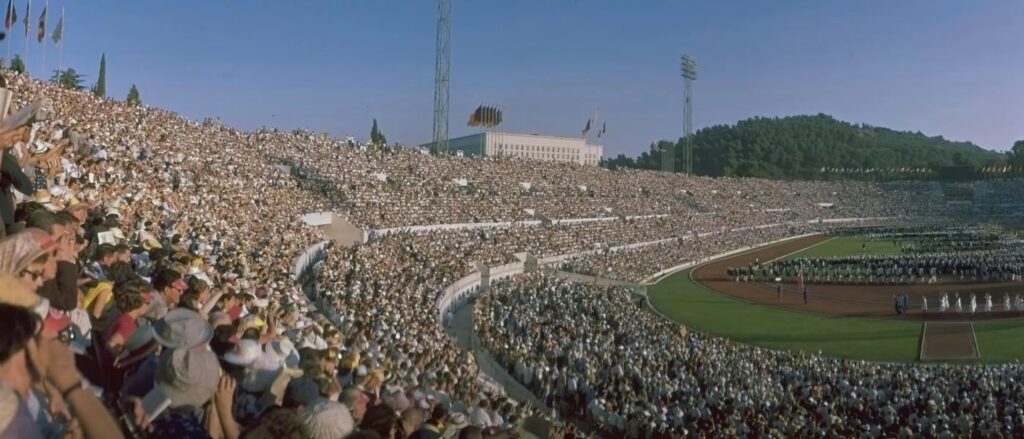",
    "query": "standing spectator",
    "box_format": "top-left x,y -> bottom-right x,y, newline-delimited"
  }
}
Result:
1,133 -> 33,233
